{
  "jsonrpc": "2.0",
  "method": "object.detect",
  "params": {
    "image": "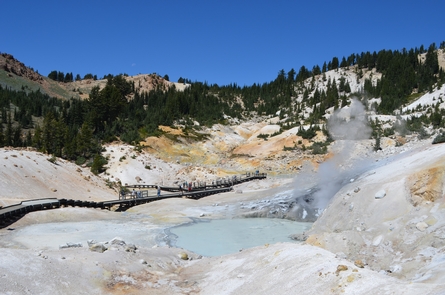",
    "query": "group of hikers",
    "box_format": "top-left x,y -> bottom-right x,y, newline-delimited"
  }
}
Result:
120,185 -> 161,200
178,181 -> 193,194
118,172 -> 263,200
